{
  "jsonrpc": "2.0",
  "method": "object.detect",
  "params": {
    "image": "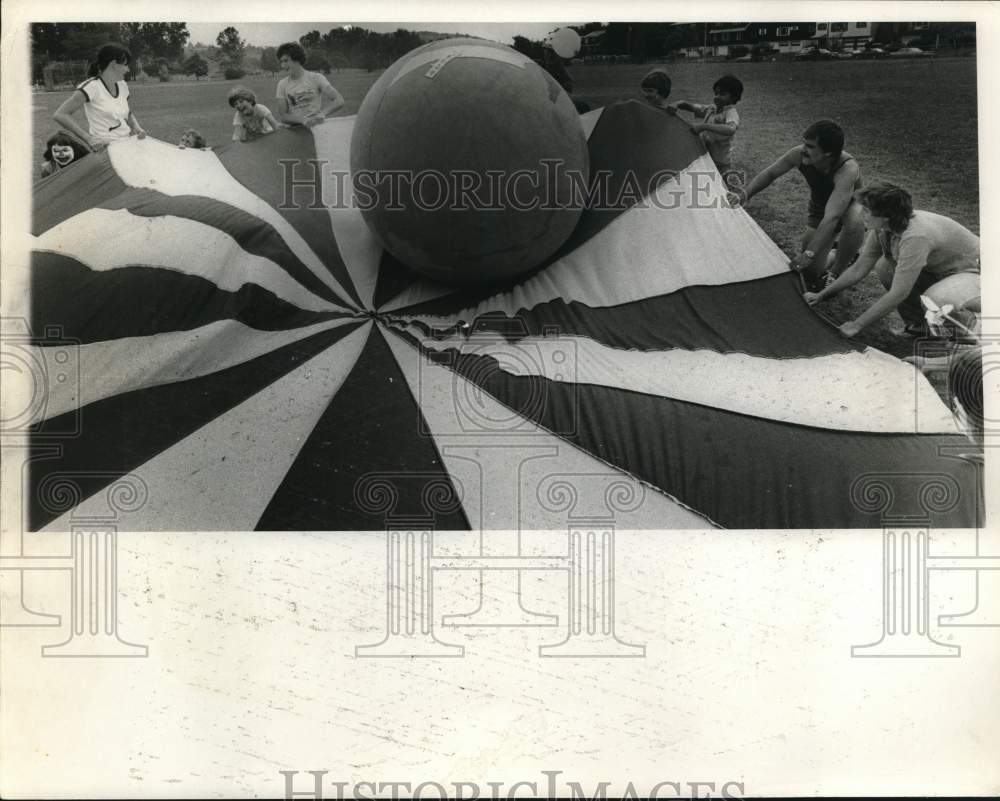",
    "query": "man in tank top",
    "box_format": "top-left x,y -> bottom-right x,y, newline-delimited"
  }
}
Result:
740,120 -> 865,290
